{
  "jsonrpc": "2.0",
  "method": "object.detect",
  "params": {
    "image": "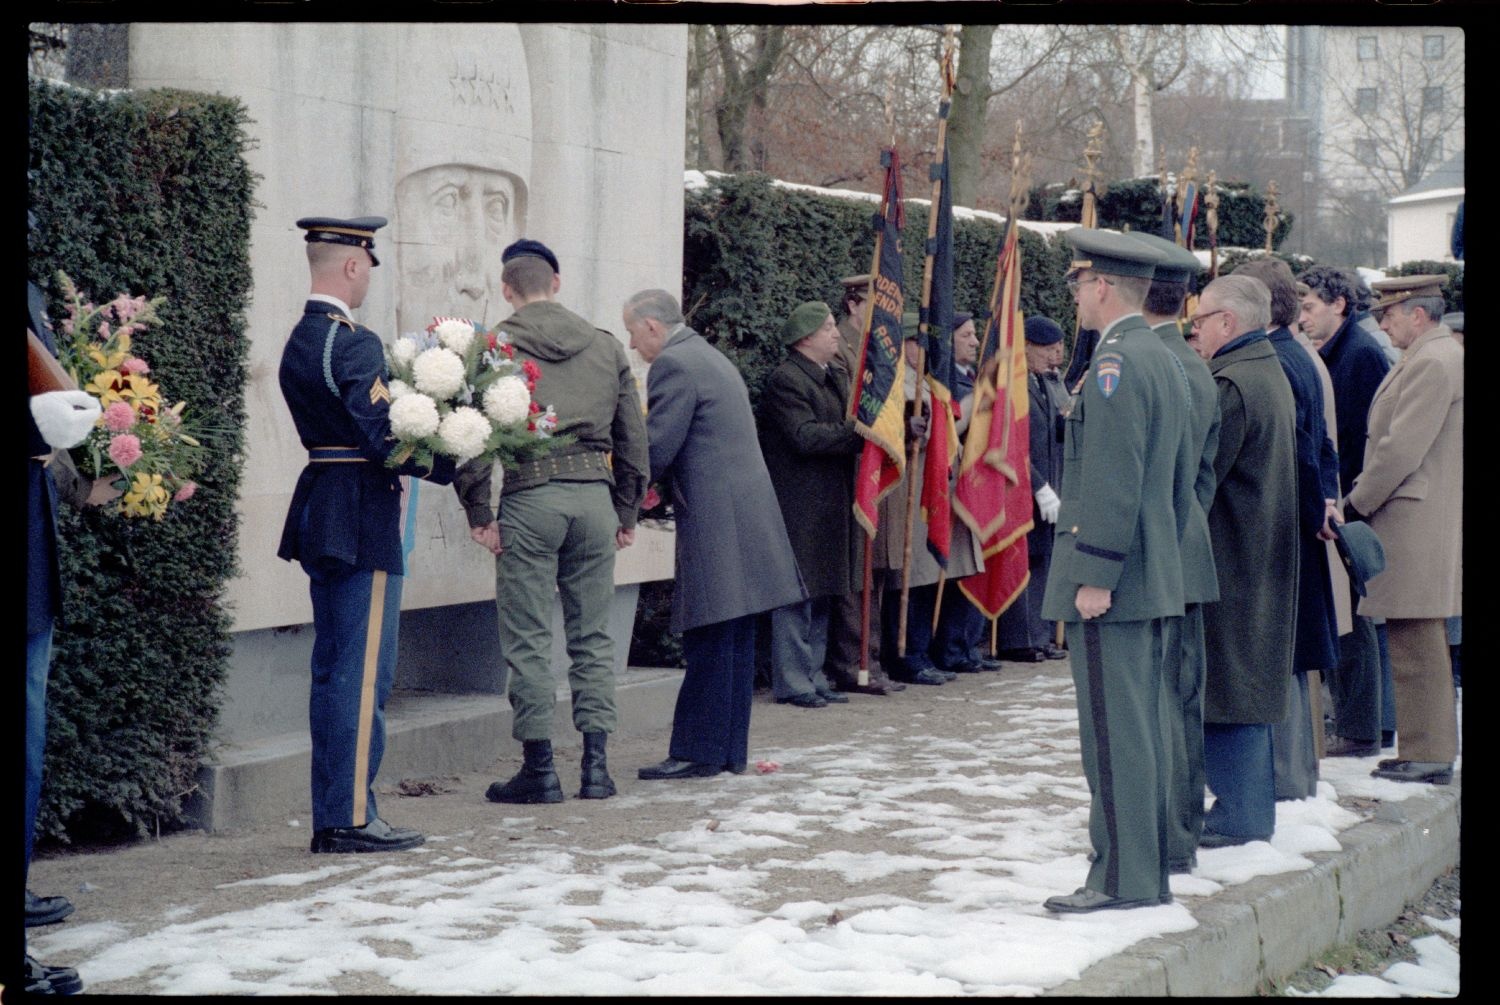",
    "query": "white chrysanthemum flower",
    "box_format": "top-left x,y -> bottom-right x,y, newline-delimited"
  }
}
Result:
433,319 -> 476,356
411,346 -> 466,399
388,378 -> 413,400
388,392 -> 440,439
483,375 -> 532,427
391,336 -> 420,367
438,406 -> 492,461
